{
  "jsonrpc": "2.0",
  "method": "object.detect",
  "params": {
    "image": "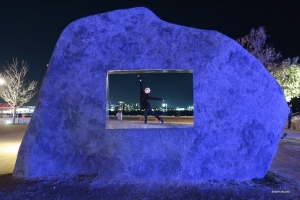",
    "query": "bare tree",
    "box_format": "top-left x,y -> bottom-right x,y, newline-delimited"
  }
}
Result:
236,26 -> 281,67
0,58 -> 37,124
